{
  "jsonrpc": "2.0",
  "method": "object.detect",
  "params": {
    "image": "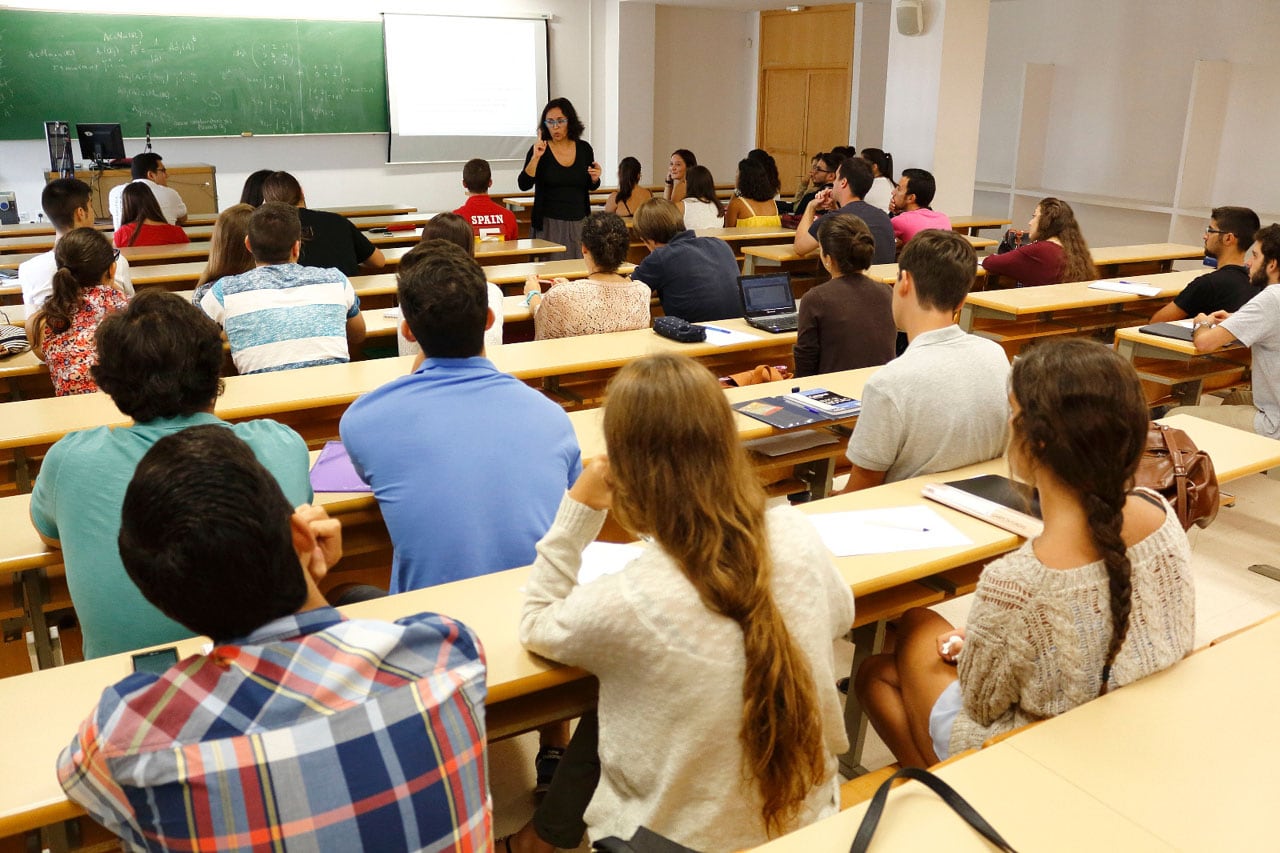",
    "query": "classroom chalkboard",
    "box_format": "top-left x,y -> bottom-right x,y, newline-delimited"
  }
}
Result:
0,9 -> 389,140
